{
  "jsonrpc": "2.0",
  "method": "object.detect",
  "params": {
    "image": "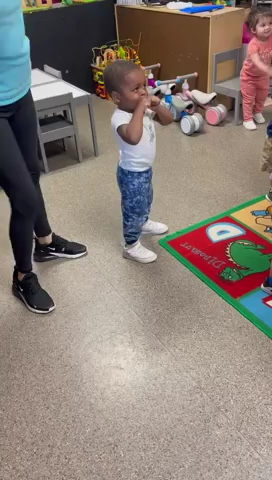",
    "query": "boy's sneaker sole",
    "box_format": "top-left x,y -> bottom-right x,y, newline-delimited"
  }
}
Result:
123,252 -> 157,263
261,283 -> 272,296
266,194 -> 272,204
12,286 -> 56,314
123,250 -> 157,263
